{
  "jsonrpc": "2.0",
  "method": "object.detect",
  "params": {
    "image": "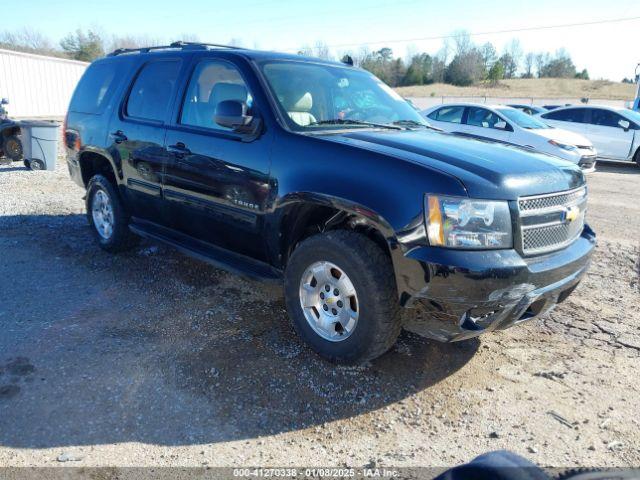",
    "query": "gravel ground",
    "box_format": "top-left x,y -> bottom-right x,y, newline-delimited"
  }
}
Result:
0,158 -> 638,469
